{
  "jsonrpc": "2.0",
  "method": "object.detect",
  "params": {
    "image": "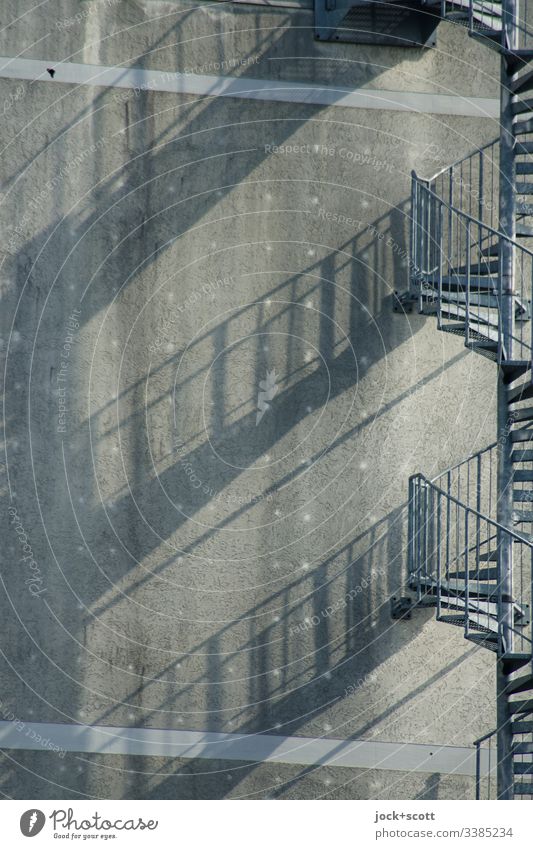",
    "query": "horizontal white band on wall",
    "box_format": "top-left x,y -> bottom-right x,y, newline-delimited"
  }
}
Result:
0,721 -> 494,777
0,56 -> 499,117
